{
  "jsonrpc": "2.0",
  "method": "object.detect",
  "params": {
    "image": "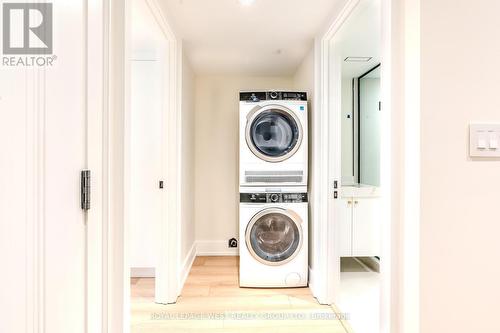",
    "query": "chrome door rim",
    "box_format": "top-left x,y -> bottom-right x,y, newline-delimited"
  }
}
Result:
245,207 -> 303,266
245,105 -> 303,163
